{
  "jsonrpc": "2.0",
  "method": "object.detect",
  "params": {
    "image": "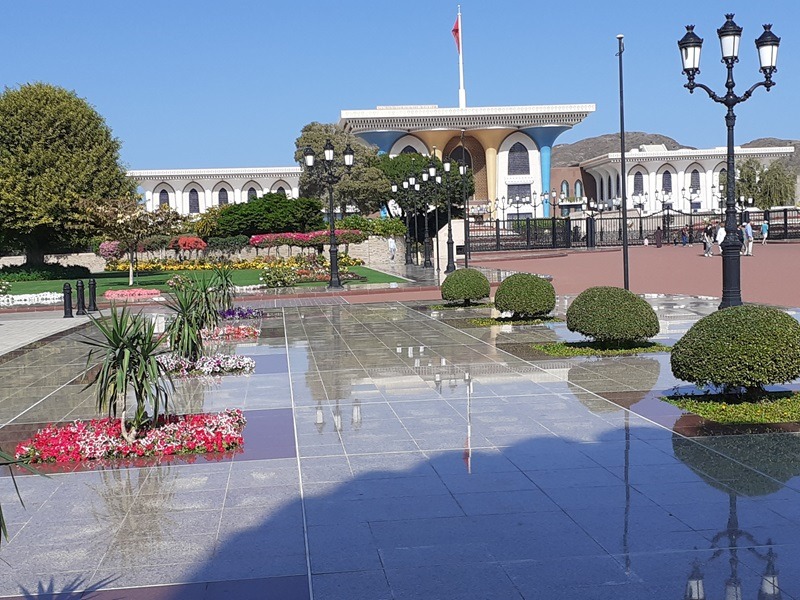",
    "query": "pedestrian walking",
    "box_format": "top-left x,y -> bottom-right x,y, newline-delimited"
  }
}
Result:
742,221 -> 754,256
761,220 -> 769,245
681,226 -> 689,247
654,226 -> 663,248
715,222 -> 726,255
387,236 -> 397,262
703,222 -> 715,257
